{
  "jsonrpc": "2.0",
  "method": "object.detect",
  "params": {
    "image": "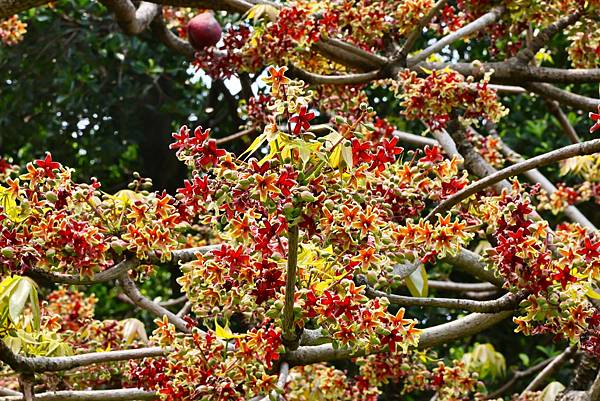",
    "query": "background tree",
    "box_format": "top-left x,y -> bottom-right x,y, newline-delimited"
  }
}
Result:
1,1 -> 600,401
